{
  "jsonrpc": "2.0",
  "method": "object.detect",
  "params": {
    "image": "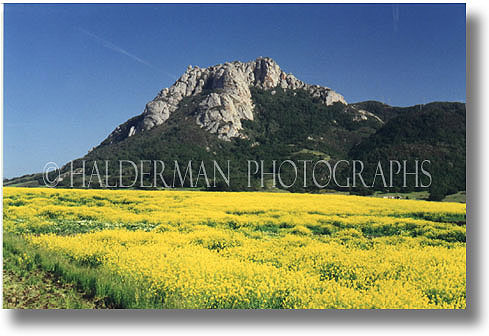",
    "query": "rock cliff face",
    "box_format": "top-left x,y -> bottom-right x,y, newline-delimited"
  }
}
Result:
105,57 -> 348,143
